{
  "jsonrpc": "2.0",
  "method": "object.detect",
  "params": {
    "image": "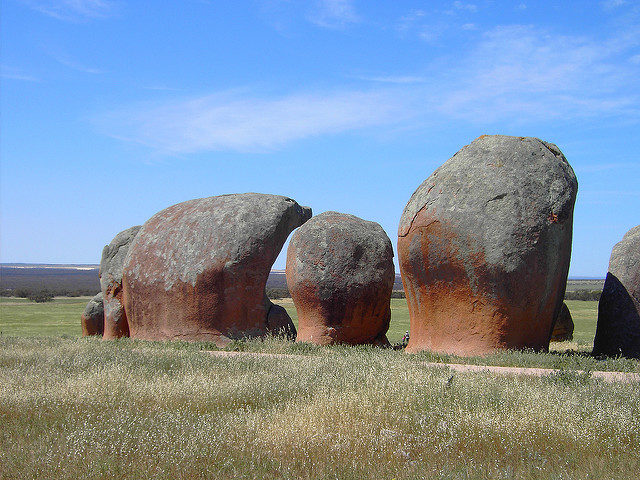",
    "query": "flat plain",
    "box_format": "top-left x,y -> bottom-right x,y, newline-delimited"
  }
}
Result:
1,295 -> 639,479
0,296 -> 599,346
